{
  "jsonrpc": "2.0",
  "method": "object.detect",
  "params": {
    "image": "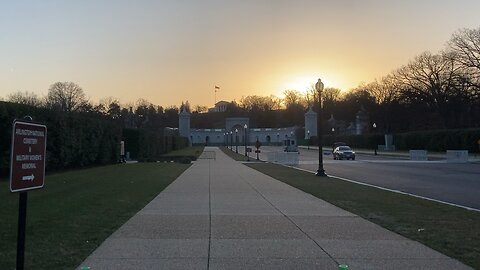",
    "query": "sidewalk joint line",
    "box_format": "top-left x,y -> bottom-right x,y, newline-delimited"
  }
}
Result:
236,169 -> 340,265
207,159 -> 212,270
